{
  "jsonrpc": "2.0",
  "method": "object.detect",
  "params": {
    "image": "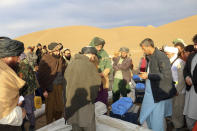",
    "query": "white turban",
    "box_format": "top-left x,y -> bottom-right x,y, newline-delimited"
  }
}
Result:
164,46 -> 178,54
